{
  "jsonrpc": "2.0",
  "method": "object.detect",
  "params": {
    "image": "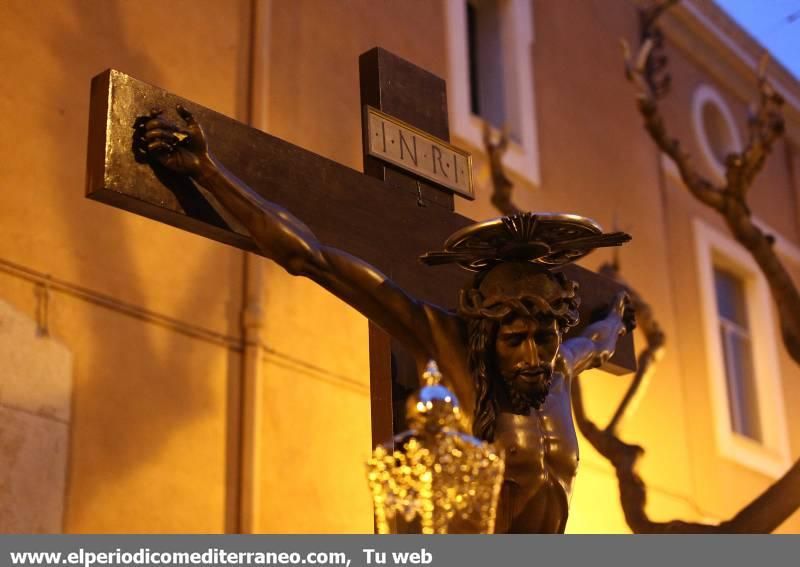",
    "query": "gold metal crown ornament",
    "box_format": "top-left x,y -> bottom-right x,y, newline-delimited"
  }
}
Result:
366,361 -> 505,534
